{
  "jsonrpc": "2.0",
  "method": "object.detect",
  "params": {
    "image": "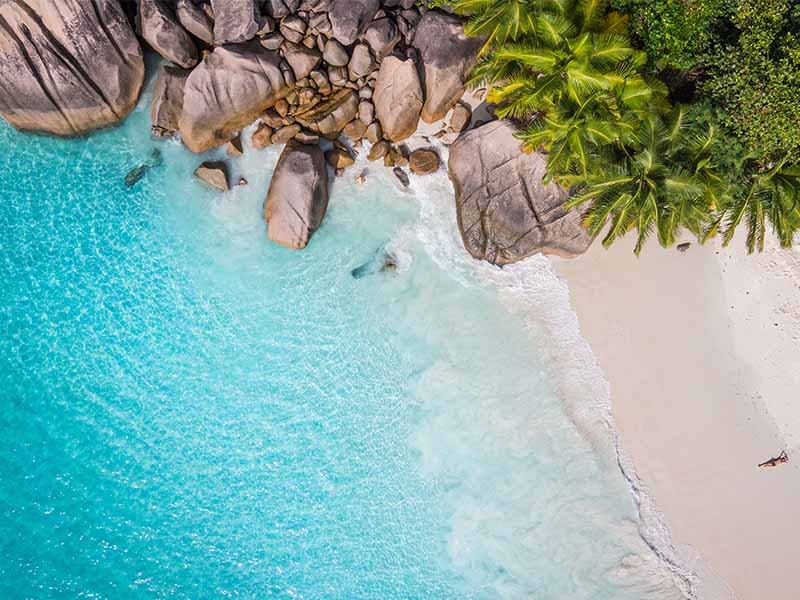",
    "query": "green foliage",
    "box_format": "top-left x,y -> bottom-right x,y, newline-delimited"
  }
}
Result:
452,0 -> 800,252
472,22 -> 654,115
610,0 -> 729,71
434,0 -> 569,50
517,97 -> 636,177
703,0 -> 800,163
707,158 -> 800,252
562,109 -> 724,253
